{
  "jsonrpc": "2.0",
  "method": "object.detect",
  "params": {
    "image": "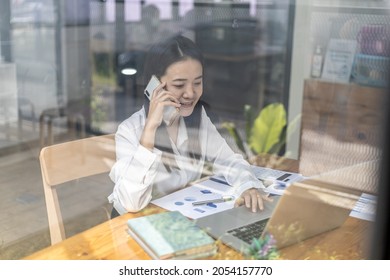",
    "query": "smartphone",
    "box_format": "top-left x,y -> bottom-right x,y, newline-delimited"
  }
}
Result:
144,75 -> 178,126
